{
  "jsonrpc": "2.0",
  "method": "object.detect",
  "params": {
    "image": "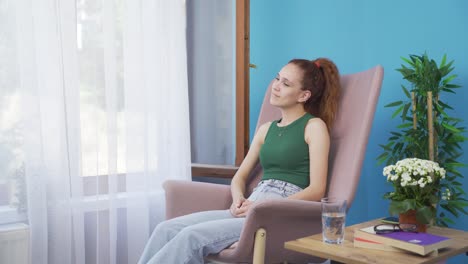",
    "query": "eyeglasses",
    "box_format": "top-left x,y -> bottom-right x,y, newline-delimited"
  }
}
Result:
373,224 -> 418,234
